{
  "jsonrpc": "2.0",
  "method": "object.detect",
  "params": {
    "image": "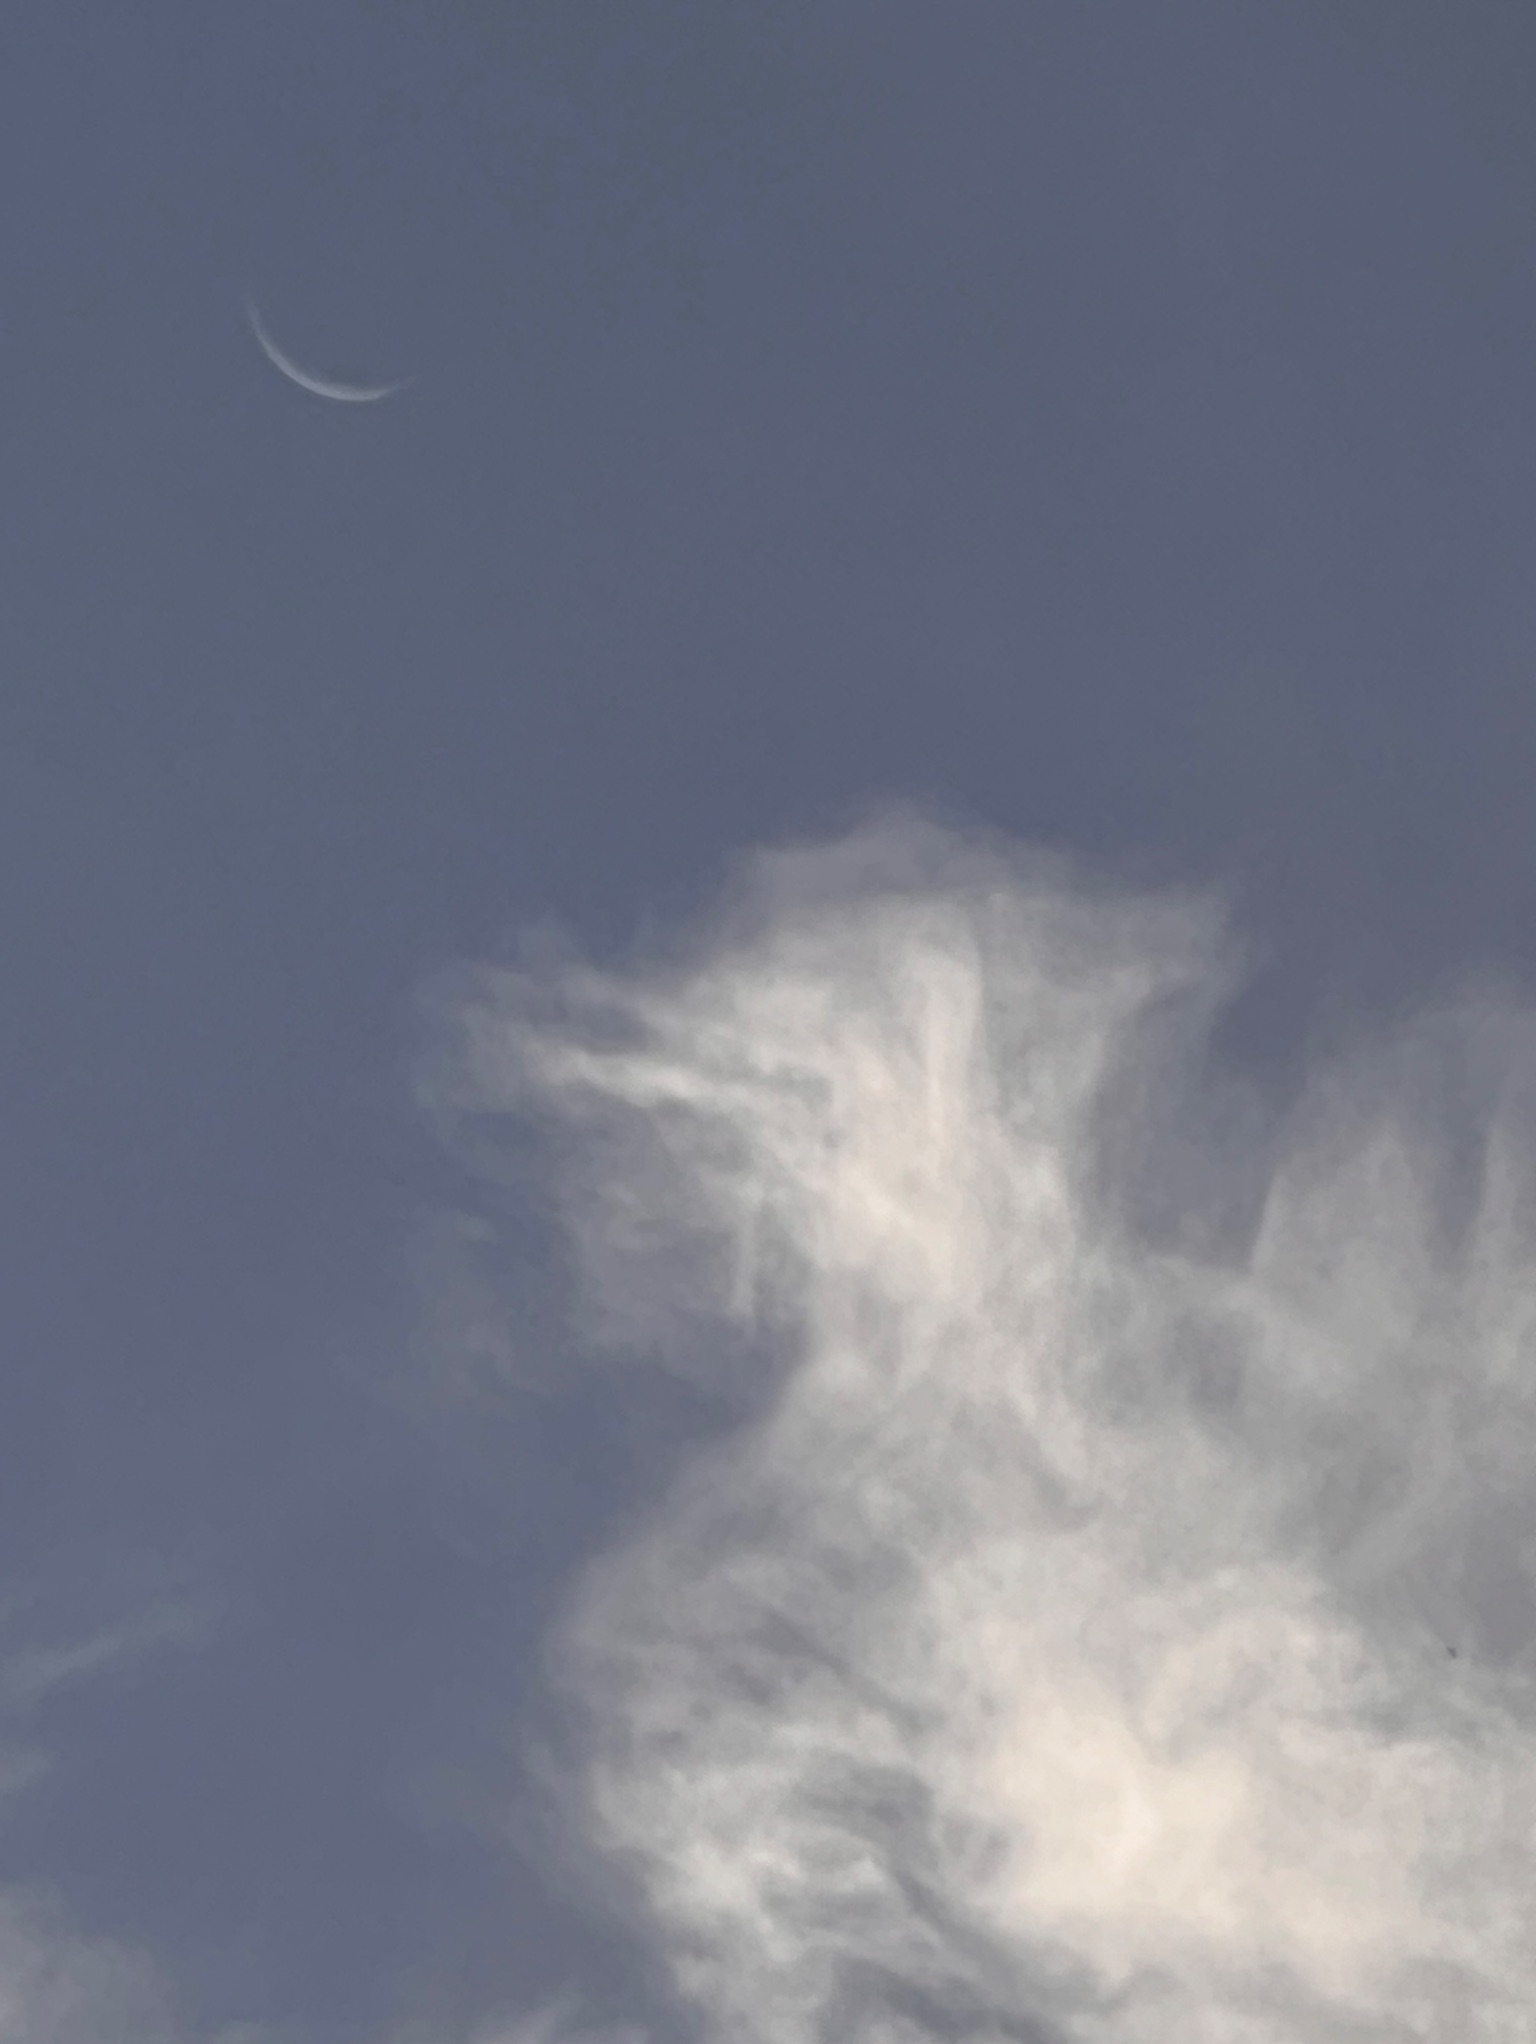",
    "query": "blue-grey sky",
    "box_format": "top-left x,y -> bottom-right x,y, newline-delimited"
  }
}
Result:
7,6 -> 1536,2041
